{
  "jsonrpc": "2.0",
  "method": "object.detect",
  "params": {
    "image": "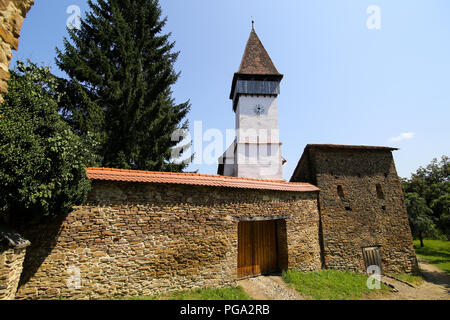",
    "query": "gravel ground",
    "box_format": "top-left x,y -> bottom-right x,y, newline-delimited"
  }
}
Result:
238,276 -> 305,300
376,260 -> 450,300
